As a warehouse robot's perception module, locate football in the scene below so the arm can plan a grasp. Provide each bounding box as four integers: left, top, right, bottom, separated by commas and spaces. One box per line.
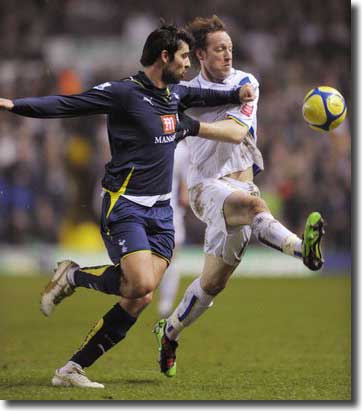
302, 86, 347, 132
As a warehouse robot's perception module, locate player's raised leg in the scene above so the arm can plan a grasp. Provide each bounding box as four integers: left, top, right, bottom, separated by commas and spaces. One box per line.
40, 214, 165, 316
224, 190, 325, 270
40, 257, 149, 316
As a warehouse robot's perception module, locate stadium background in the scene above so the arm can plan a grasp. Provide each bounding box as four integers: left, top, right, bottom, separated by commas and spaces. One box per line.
0, 0, 351, 402
0, 0, 351, 276
0, 0, 352, 273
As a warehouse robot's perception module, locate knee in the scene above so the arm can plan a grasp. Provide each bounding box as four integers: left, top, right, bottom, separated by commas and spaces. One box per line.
136, 292, 153, 306
202, 278, 227, 296
249, 196, 269, 216
127, 292, 153, 312
119, 292, 153, 317
225, 192, 269, 226
121, 263, 157, 298
129, 281, 156, 298
121, 253, 160, 298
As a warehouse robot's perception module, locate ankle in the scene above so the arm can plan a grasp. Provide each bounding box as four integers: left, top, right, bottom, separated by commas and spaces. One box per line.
59, 361, 82, 373
66, 267, 78, 287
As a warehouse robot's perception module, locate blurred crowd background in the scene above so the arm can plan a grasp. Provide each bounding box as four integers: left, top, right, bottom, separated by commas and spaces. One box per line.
0, 0, 351, 254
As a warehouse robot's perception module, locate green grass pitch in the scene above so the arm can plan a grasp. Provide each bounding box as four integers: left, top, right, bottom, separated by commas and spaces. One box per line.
0, 274, 350, 400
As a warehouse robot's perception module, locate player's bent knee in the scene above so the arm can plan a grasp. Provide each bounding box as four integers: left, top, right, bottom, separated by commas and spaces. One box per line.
121, 256, 158, 297
128, 281, 155, 298
120, 292, 154, 317
202, 279, 227, 296
204, 284, 225, 296
139, 292, 153, 306
121, 270, 157, 298
249, 196, 269, 216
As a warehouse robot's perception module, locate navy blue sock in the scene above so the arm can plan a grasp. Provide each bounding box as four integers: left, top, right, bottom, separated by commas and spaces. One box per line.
70, 303, 137, 368
73, 264, 121, 296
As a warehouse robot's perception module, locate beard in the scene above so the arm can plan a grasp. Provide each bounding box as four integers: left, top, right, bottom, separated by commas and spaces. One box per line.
162, 65, 181, 85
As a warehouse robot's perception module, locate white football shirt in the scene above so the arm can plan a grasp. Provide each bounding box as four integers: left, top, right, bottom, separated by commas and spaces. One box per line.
182, 68, 264, 189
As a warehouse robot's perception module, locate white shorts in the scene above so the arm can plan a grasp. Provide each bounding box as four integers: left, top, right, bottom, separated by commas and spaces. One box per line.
189, 177, 260, 266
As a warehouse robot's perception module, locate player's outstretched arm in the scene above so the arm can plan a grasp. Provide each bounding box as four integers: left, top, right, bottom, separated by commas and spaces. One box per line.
0, 98, 14, 111
0, 85, 116, 119
198, 119, 248, 144
178, 83, 255, 109
176, 112, 249, 144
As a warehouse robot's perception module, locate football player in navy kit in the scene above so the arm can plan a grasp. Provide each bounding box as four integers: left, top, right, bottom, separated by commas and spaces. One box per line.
0, 23, 255, 387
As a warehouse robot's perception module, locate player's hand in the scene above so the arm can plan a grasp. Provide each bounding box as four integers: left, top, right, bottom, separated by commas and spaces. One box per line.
238, 84, 255, 103
0, 98, 14, 111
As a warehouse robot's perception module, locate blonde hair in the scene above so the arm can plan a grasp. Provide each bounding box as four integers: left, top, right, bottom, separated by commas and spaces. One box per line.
186, 15, 226, 51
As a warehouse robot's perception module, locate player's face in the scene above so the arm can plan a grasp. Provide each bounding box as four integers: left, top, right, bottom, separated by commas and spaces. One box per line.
162, 41, 191, 84
199, 31, 233, 82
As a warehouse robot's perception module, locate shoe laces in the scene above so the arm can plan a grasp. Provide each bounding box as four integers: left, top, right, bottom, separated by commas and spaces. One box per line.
71, 366, 92, 382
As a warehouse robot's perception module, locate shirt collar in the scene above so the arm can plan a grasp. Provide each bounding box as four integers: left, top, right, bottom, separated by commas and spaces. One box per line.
136, 71, 170, 97
198, 68, 236, 86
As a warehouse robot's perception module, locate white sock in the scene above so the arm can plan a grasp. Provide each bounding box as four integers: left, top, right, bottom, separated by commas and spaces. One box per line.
165, 277, 213, 341
158, 259, 180, 317
66, 266, 78, 287
59, 361, 82, 374
252, 212, 302, 258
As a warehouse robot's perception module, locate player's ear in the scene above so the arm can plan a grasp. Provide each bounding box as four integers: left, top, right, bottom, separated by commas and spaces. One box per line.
195, 48, 206, 62
160, 50, 170, 64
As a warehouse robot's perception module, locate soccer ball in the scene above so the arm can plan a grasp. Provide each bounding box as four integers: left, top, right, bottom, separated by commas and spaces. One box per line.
302, 86, 347, 132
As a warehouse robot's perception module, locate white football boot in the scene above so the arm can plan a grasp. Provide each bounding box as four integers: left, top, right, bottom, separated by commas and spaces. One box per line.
40, 260, 78, 316
52, 362, 104, 389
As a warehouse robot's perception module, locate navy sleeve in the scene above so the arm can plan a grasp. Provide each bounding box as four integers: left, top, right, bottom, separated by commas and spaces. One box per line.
175, 85, 240, 110
11, 82, 117, 118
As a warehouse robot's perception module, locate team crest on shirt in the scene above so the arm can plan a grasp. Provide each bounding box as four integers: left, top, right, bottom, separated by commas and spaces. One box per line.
240, 103, 254, 117
118, 239, 128, 253
160, 114, 176, 134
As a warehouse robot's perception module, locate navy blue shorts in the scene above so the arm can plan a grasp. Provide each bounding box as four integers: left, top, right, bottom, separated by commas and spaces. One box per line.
100, 193, 175, 265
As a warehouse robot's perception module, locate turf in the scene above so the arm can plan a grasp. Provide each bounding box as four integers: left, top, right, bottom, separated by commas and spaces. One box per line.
0, 275, 351, 400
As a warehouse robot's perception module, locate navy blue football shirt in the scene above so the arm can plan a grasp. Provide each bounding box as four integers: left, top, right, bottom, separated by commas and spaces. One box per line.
12, 71, 240, 197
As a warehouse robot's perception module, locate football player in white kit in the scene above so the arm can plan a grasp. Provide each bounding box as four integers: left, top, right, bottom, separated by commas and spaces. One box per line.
158, 140, 189, 317
153, 15, 325, 377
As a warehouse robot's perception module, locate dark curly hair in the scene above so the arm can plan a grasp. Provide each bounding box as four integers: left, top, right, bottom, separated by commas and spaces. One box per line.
140, 20, 194, 67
